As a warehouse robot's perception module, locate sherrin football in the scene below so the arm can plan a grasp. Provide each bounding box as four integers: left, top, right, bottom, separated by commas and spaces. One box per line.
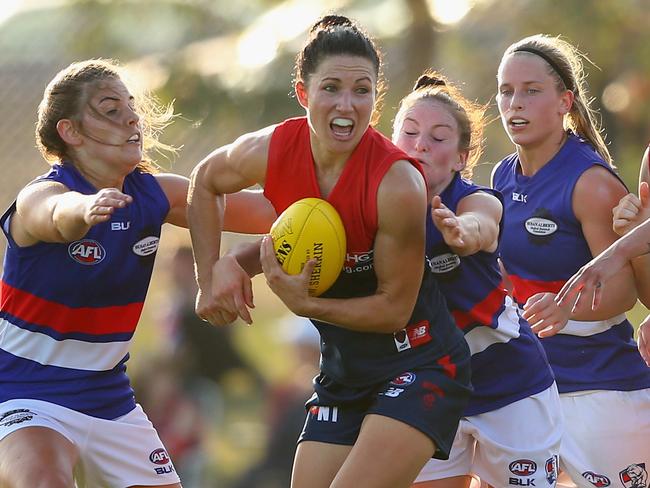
269, 198, 346, 296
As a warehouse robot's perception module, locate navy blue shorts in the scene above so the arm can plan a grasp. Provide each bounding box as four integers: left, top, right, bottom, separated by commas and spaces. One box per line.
298, 346, 472, 460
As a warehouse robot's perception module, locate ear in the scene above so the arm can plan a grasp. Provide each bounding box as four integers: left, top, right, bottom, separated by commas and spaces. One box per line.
559, 89, 574, 115
295, 81, 308, 109
454, 150, 469, 173
56, 119, 82, 146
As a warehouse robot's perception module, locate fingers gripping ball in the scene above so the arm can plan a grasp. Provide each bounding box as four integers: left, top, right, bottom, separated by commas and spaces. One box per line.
270, 198, 346, 296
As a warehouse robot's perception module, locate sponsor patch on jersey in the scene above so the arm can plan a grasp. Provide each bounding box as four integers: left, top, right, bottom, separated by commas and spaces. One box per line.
343, 250, 374, 274
427, 252, 461, 273
68, 239, 106, 265
133, 236, 160, 256
525, 217, 557, 236
0, 408, 36, 427
509, 459, 537, 476
407, 320, 432, 347
582, 471, 611, 487
619, 463, 647, 488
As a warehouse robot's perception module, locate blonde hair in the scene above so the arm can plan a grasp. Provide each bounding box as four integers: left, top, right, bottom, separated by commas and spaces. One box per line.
36, 58, 176, 173
393, 70, 487, 178
501, 34, 613, 166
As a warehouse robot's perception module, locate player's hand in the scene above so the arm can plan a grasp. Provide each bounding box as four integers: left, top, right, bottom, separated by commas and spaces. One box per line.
195, 254, 254, 326
613, 182, 650, 236
431, 195, 465, 248
522, 292, 571, 338
83, 188, 133, 226
555, 251, 627, 313
260, 235, 315, 315
638, 315, 650, 367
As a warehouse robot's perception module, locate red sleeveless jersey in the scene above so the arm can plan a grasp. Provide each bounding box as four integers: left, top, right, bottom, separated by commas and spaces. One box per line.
263, 117, 466, 387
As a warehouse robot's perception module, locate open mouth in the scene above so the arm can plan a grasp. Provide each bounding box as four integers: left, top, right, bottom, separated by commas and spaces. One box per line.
508, 117, 529, 129
127, 133, 141, 144
330, 117, 354, 138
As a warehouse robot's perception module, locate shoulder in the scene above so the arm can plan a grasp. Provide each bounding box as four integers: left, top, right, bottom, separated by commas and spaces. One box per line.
574, 164, 627, 221
153, 173, 189, 200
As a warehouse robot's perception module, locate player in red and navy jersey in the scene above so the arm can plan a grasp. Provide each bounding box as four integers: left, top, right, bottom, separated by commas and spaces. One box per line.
492, 35, 650, 487
390, 72, 561, 488
188, 15, 472, 488
0, 59, 274, 488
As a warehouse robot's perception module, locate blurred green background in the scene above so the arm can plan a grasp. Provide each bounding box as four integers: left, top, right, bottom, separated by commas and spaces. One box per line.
1, 1, 649, 486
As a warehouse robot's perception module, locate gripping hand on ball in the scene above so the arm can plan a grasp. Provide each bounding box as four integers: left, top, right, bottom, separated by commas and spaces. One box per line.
261, 235, 316, 316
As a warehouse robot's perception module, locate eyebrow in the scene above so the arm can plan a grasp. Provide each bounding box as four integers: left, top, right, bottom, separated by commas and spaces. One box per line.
403, 117, 452, 129
98, 95, 135, 104
321, 76, 373, 83
499, 80, 544, 88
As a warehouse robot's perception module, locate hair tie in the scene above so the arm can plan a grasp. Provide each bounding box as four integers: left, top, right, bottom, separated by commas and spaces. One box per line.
513, 47, 573, 91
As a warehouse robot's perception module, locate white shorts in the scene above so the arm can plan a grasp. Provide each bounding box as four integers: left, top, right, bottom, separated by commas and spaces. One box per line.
559, 388, 650, 488
414, 383, 563, 487
0, 399, 180, 487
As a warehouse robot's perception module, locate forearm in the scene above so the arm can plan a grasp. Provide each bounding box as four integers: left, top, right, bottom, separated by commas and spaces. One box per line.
188, 164, 226, 290
51, 192, 91, 241
571, 263, 638, 320
449, 214, 482, 256
228, 240, 263, 277
299, 285, 420, 334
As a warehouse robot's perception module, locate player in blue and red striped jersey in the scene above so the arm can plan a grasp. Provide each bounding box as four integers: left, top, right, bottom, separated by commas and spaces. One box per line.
492, 35, 650, 487
391, 71, 562, 488
0, 59, 274, 488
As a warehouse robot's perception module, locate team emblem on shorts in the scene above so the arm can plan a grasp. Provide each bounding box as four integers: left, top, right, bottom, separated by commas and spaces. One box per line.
68, 239, 106, 265
509, 459, 537, 476
0, 408, 35, 427
545, 455, 559, 485
390, 372, 416, 387
149, 448, 171, 465
582, 471, 611, 487
619, 463, 648, 488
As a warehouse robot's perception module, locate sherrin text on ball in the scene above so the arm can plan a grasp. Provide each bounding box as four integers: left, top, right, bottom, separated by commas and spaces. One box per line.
269, 198, 346, 296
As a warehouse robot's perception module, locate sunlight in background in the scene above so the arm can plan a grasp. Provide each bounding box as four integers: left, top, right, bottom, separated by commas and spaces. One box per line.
237, 0, 346, 69
0, 0, 66, 25
427, 0, 473, 25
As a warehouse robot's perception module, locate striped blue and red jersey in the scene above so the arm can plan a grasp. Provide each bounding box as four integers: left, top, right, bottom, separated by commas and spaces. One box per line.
427, 173, 554, 415
264, 117, 467, 387
0, 163, 169, 419
493, 133, 650, 393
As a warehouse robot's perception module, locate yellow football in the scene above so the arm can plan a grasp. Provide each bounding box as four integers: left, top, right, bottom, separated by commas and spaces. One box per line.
269, 198, 346, 296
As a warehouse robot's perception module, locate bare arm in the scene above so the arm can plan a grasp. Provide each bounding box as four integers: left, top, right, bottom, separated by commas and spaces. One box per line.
187, 125, 272, 324
11, 180, 132, 246
571, 165, 638, 318
431, 191, 502, 256
259, 160, 428, 333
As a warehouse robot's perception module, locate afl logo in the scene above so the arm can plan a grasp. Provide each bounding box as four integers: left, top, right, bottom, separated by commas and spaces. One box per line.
525, 217, 557, 236
390, 372, 416, 387
132, 236, 159, 256
427, 253, 461, 274
68, 239, 105, 265
149, 448, 170, 465
509, 459, 537, 476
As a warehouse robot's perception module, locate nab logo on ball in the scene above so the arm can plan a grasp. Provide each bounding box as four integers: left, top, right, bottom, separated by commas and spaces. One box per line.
270, 198, 346, 296
68, 239, 105, 265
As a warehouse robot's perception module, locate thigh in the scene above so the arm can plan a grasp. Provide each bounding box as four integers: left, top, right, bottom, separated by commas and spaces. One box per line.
84, 404, 181, 488
291, 440, 352, 488
472, 385, 563, 487
560, 389, 650, 488
413, 420, 476, 486
331, 414, 435, 488
0, 426, 78, 487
